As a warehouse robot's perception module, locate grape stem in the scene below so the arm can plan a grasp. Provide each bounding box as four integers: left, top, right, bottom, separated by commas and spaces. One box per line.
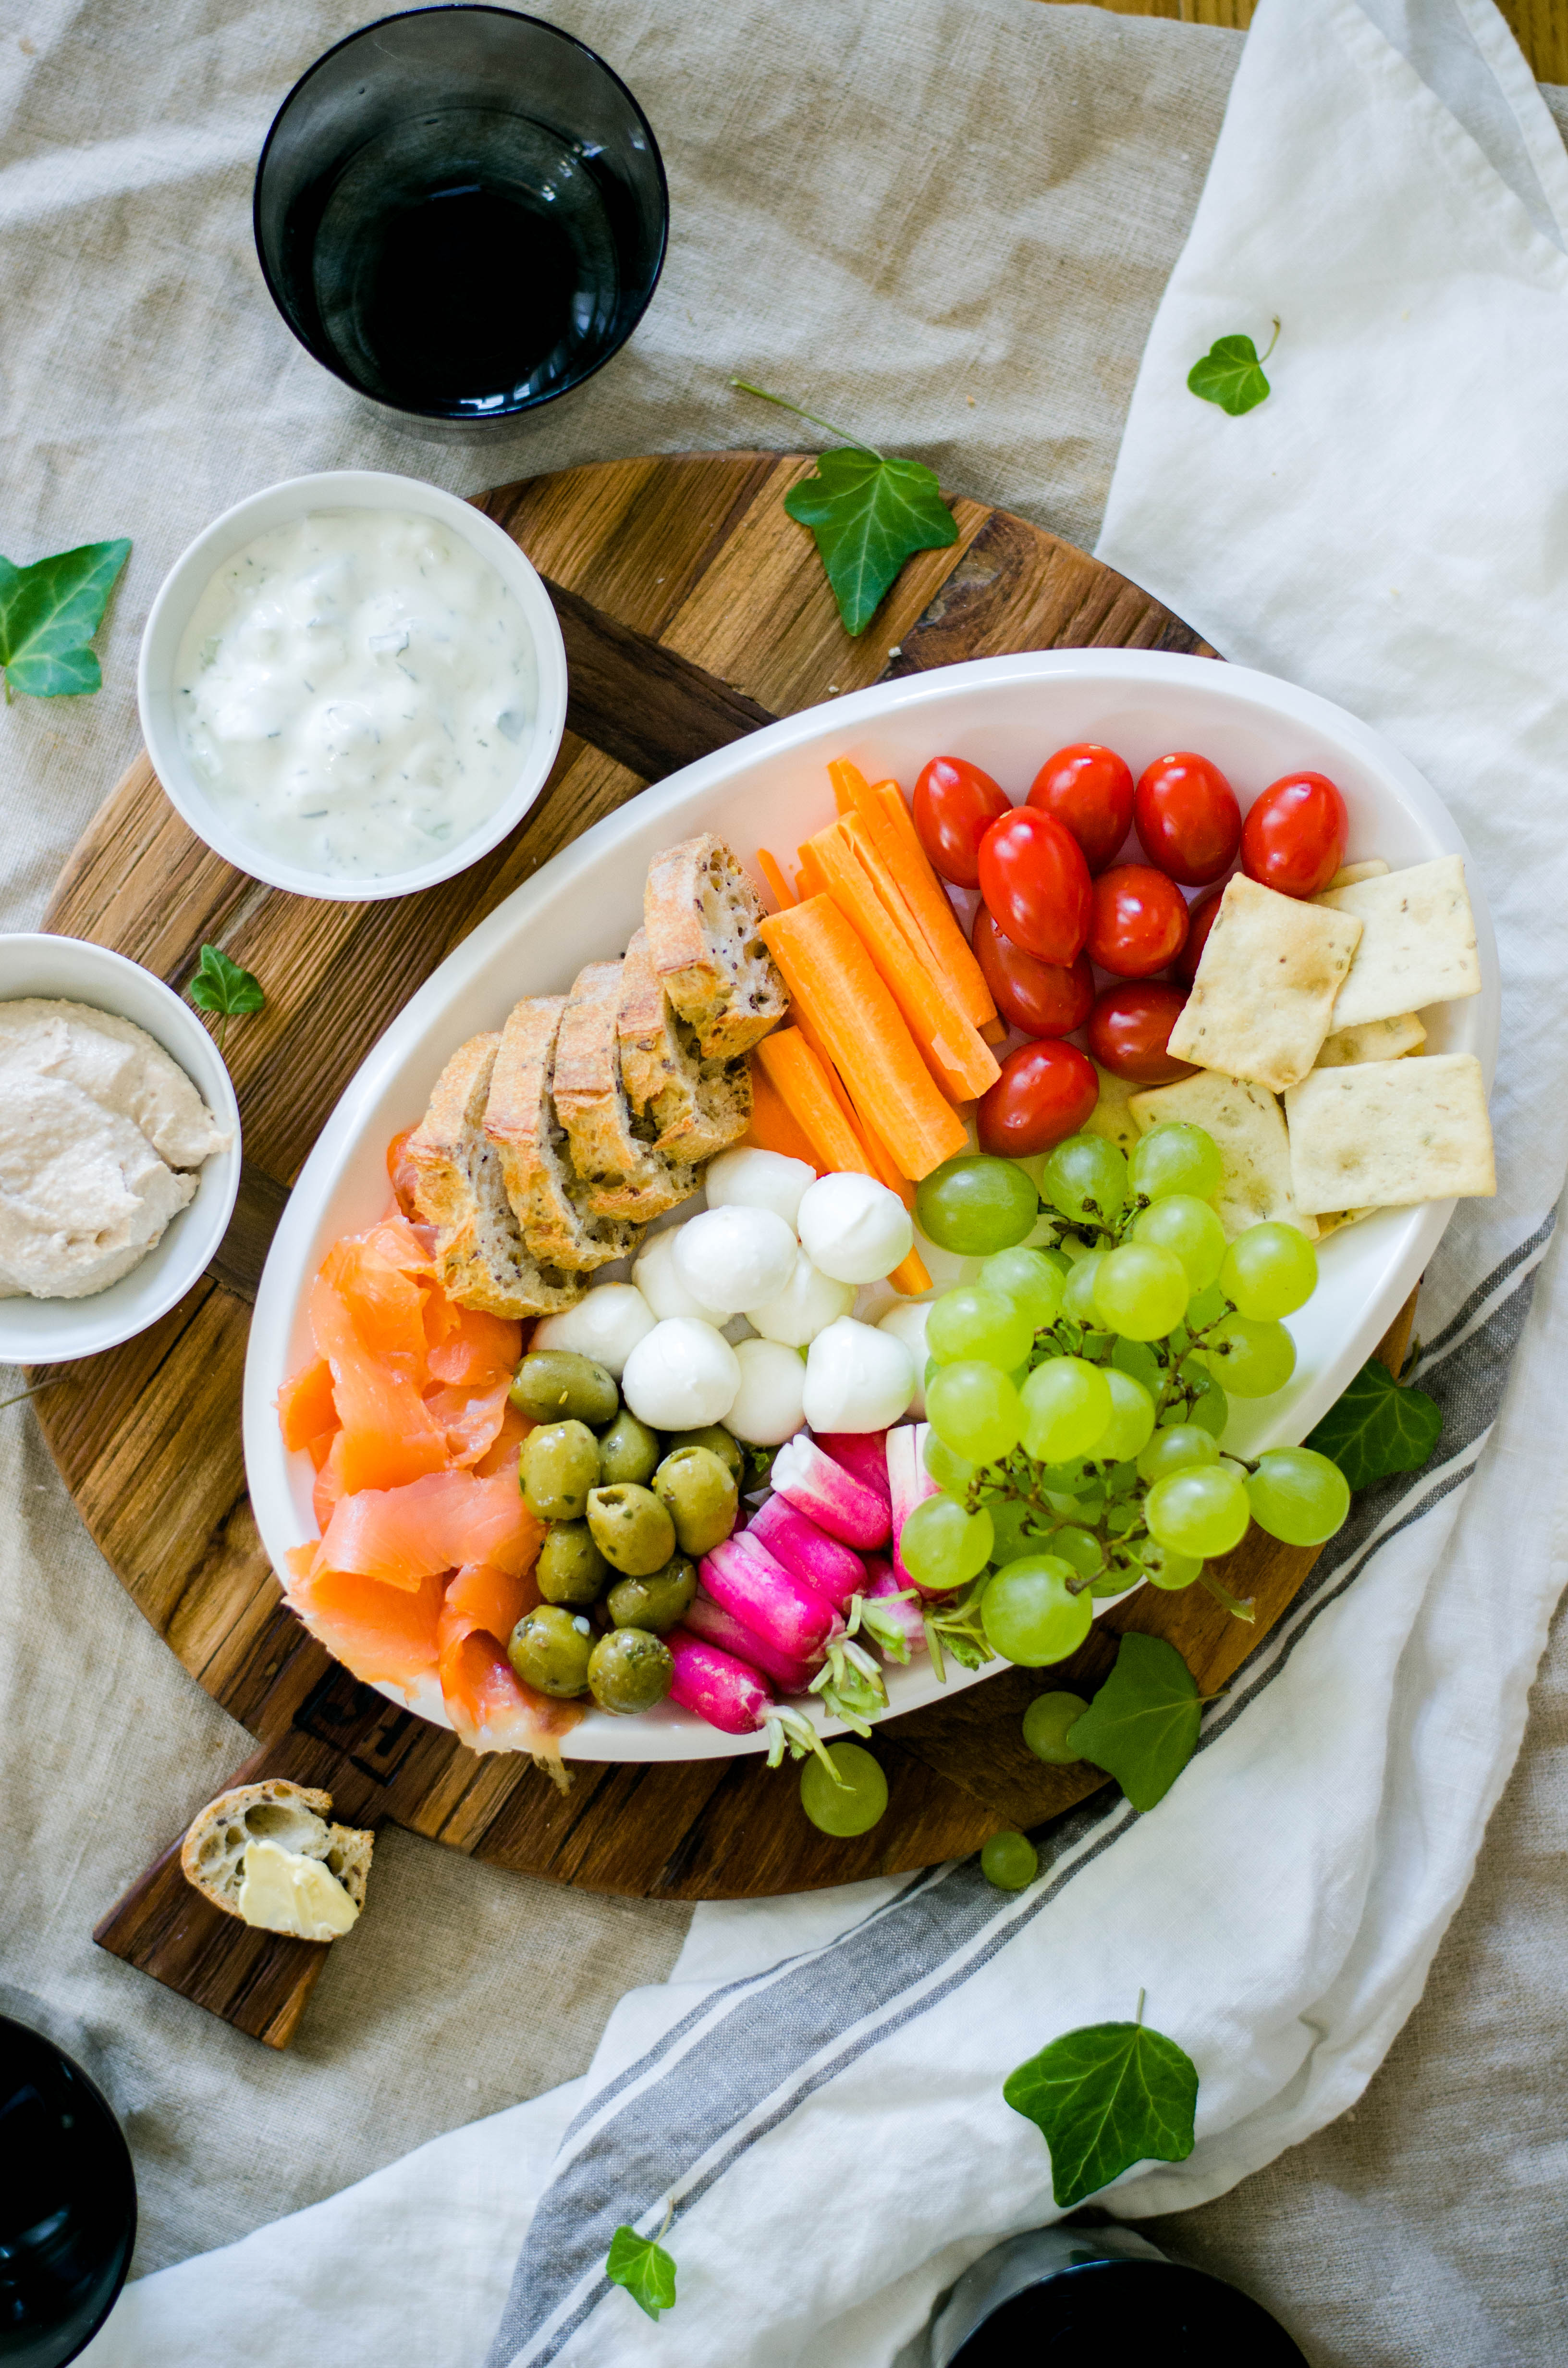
1197, 1569, 1256, 1623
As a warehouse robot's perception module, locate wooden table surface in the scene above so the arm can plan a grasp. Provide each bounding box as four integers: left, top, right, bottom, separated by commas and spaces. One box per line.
1050, 0, 1568, 87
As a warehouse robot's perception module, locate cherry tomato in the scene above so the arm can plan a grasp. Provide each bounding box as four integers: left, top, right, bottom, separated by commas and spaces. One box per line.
1087, 982, 1194, 1084
1134, 752, 1241, 885
977, 808, 1092, 966
977, 1040, 1099, 1157
1085, 863, 1189, 979
912, 756, 1012, 889
1026, 742, 1134, 874
972, 908, 1094, 1039
1241, 771, 1349, 899
1175, 885, 1224, 985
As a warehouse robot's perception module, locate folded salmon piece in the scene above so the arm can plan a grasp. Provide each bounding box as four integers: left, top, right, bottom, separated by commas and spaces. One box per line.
319, 1468, 546, 1590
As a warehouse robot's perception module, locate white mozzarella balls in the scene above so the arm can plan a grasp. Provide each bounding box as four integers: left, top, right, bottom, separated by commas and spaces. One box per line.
532, 1283, 656, 1379
745, 1247, 855, 1348
673, 1206, 796, 1315
703, 1147, 815, 1232
633, 1226, 726, 1325
876, 1300, 932, 1418
802, 1315, 916, 1433
621, 1317, 741, 1430
725, 1337, 808, 1445
797, 1172, 914, 1286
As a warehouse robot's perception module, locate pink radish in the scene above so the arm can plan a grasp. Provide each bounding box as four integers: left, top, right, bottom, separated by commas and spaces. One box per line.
665, 1628, 836, 1771
700, 1530, 843, 1665
771, 1434, 891, 1550
812, 1431, 892, 1517
684, 1590, 820, 1695
847, 1555, 925, 1665
747, 1492, 866, 1613
886, 1422, 945, 1601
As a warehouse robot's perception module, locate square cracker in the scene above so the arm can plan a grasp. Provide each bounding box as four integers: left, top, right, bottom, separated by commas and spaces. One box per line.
1285, 1054, 1494, 1211
1314, 1011, 1426, 1069
1084, 1061, 1140, 1156
1167, 874, 1362, 1092
1130, 1067, 1318, 1241
1315, 854, 1480, 1029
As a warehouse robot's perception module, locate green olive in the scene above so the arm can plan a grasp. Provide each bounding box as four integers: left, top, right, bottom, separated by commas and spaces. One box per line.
586, 1483, 677, 1576
598, 1408, 661, 1487
663, 1423, 745, 1483
507, 1605, 593, 1698
510, 1350, 619, 1428
536, 1519, 610, 1607
519, 1420, 600, 1521
607, 1555, 698, 1634
588, 1627, 675, 1715
652, 1444, 739, 1557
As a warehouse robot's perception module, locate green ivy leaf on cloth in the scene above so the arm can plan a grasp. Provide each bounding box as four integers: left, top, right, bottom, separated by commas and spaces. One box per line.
1066, 1633, 1201, 1813
1304, 1354, 1442, 1491
186, 943, 265, 1055
605, 2223, 678, 2321
0, 538, 131, 699
1004, 2004, 1199, 2209
1187, 320, 1280, 417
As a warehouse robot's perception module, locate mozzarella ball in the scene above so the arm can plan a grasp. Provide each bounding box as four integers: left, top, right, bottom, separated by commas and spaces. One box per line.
621, 1317, 741, 1430
673, 1206, 796, 1316
745, 1248, 856, 1348
802, 1315, 917, 1433
797, 1172, 915, 1286
725, 1338, 808, 1447
703, 1147, 816, 1231
633, 1226, 726, 1326
532, 1283, 656, 1379
876, 1301, 932, 1418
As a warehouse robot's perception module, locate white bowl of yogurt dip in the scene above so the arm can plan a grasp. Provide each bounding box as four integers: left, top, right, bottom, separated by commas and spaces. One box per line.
138, 470, 569, 901
0, 936, 241, 1365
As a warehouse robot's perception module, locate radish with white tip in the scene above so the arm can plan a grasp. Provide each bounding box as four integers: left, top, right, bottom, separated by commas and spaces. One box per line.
745, 1247, 854, 1348
682, 1592, 820, 1694
771, 1431, 892, 1548
621, 1316, 740, 1429
801, 1315, 916, 1435
532, 1283, 655, 1379
703, 1146, 815, 1230
664, 1629, 838, 1771
747, 1491, 866, 1610
812, 1430, 894, 1516
797, 1172, 914, 1285
673, 1205, 796, 1315
725, 1336, 807, 1446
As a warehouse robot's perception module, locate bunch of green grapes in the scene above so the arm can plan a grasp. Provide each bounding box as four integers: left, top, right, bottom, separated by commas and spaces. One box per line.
904, 1126, 1351, 1674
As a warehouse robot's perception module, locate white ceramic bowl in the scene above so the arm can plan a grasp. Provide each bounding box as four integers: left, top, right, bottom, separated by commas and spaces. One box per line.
244, 649, 1498, 1759
137, 470, 569, 902
0, 936, 242, 1364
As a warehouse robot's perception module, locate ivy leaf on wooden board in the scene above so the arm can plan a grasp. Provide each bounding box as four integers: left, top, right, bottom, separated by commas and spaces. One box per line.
1004, 2009, 1199, 2209
1304, 1354, 1442, 1492
1187, 320, 1280, 418
605, 2224, 678, 2321
186, 943, 265, 1054
0, 539, 131, 700
1066, 1632, 1201, 1813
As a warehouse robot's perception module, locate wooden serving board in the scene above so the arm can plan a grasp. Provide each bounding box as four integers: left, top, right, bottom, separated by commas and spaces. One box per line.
33, 450, 1396, 2045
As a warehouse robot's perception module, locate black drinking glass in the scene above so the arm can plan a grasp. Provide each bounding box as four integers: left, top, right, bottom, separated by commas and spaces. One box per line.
0, 2016, 137, 2367
254, 6, 668, 421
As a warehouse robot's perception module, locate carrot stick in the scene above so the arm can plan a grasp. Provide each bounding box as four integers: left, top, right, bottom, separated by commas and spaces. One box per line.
838, 775, 997, 1033
981, 1015, 1008, 1046
755, 849, 797, 913
755, 1030, 877, 1178
760, 900, 968, 1179
746, 1063, 821, 1168
828, 757, 868, 814
796, 843, 829, 901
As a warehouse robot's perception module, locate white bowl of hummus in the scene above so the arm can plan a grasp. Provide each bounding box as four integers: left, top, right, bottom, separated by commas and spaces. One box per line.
0, 936, 241, 1365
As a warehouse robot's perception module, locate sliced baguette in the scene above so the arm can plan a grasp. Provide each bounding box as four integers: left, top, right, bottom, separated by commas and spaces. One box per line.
486, 995, 642, 1270
618, 926, 753, 1163
406, 1034, 587, 1320
552, 960, 698, 1221
180, 1780, 373, 1926
643, 834, 789, 1060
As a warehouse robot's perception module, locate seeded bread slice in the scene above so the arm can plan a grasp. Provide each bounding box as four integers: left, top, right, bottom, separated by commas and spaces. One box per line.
618, 927, 753, 1163
553, 960, 698, 1222
406, 1034, 587, 1320
642, 835, 789, 1060
486, 995, 642, 1271
180, 1780, 374, 1925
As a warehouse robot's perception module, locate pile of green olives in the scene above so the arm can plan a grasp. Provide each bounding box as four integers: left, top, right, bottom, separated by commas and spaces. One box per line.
508, 1350, 745, 1716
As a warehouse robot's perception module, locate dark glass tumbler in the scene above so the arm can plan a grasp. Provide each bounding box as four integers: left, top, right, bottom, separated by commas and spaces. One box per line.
0, 2015, 137, 2367
254, 6, 668, 421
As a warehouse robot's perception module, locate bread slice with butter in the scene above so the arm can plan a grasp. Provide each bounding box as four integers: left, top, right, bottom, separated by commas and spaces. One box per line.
181, 1778, 373, 1942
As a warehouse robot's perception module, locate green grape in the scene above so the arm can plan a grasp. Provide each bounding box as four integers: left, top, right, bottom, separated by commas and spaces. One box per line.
1128, 1121, 1223, 1204
1042, 1134, 1129, 1226
1131, 1195, 1228, 1291
1221, 1223, 1320, 1320
1193, 1315, 1297, 1398
1093, 1242, 1189, 1342
1145, 1465, 1251, 1558
1247, 1447, 1351, 1545
987, 1496, 1042, 1563
1089, 1563, 1139, 1598
1061, 1250, 1107, 1325
1038, 1245, 1073, 1277
926, 1361, 1023, 1464
1050, 1525, 1103, 1581
1181, 1360, 1229, 1438
916, 1155, 1038, 1255
800, 1741, 888, 1836
1110, 1336, 1162, 1394
1022, 1690, 1089, 1764
923, 1431, 977, 1498
926, 1285, 1033, 1371
1184, 1280, 1229, 1332
1021, 1357, 1112, 1464
900, 1494, 995, 1590
1098, 1368, 1156, 1463
982, 1555, 1094, 1665
1136, 1422, 1220, 1485
981, 1829, 1039, 1890
1134, 1538, 1206, 1591
978, 1246, 1065, 1331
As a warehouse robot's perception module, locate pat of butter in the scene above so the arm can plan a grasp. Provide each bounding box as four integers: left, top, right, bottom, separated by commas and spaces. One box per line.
237, 1838, 359, 1941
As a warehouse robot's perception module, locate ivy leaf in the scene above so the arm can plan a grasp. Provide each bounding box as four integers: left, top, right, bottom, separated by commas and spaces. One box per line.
1303, 1355, 1442, 1492
605, 2224, 678, 2321
1066, 1633, 1200, 1813
1004, 2008, 1199, 2208
1187, 320, 1279, 418
186, 943, 265, 1055
0, 539, 131, 700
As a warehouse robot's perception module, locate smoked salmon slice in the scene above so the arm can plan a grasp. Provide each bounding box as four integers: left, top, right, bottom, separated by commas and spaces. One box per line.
277, 1357, 338, 1453
438, 1630, 582, 1766
284, 1548, 445, 1690
319, 1468, 546, 1589
310, 1263, 448, 1494
436, 1560, 539, 1656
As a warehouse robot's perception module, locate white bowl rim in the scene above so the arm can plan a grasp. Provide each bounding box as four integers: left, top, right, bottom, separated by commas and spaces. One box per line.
136, 468, 569, 904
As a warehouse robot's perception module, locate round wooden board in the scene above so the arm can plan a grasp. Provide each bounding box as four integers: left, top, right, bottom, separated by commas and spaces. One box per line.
35, 451, 1370, 1985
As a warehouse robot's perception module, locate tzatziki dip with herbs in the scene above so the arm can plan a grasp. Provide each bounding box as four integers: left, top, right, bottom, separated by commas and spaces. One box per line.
172, 508, 538, 882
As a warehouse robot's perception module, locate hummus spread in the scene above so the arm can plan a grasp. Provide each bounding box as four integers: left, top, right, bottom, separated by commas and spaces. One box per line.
0, 999, 229, 1300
